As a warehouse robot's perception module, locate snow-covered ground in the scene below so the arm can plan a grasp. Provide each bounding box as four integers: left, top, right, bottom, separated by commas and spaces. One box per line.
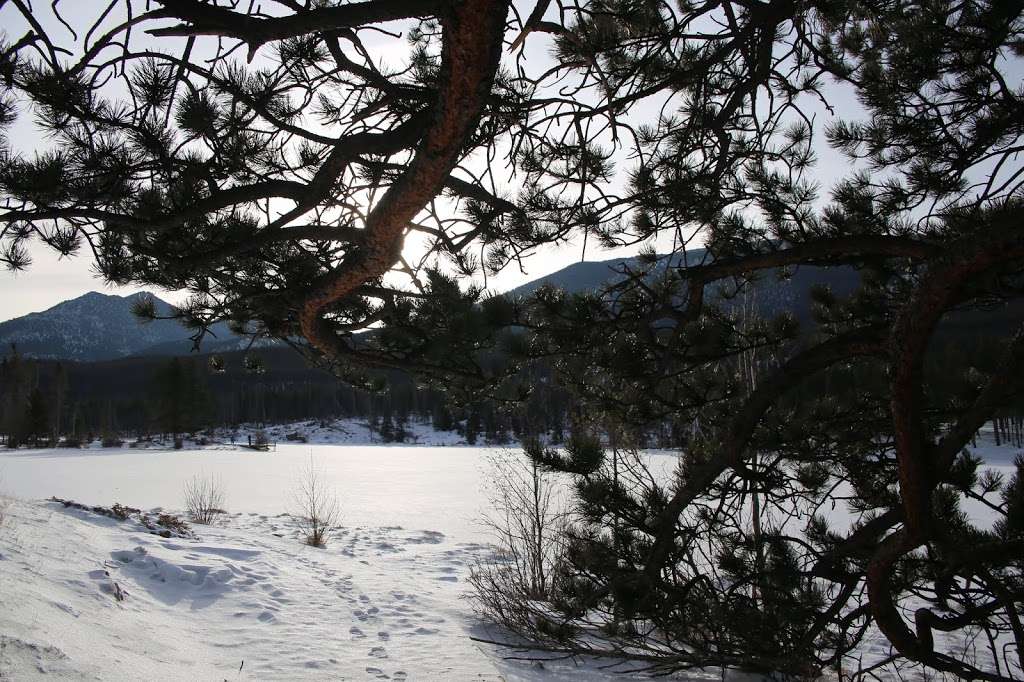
216, 417, 474, 448
0, 430, 1019, 680
0, 441, 690, 680
0, 498, 504, 680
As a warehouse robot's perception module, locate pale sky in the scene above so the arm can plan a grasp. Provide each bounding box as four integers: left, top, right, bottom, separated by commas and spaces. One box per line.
4, 3, 1018, 323
0, 229, 651, 322
0, 1, 663, 322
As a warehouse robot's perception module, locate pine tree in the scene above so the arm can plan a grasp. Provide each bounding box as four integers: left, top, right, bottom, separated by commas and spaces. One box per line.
0, 346, 30, 448
151, 357, 215, 439
2, 0, 1023, 677
24, 386, 49, 447
464, 409, 481, 446
379, 411, 396, 444
50, 362, 68, 444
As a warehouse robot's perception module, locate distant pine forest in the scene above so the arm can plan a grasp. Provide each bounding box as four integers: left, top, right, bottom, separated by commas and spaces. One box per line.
3, 332, 1024, 451
0, 345, 578, 448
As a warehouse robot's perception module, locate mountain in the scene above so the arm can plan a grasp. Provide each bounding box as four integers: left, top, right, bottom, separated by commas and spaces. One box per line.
504, 252, 1022, 337
504, 251, 862, 324
506, 257, 656, 298
0, 291, 237, 362
5, 250, 1020, 362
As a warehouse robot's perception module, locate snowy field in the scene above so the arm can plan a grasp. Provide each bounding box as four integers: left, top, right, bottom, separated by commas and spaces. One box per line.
0, 429, 1019, 680
0, 440, 687, 681
0, 443, 502, 542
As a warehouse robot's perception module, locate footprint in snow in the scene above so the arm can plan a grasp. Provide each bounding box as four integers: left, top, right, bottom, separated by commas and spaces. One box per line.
369, 646, 387, 658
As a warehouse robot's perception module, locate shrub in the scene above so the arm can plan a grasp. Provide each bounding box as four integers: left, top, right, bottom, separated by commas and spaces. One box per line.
109, 503, 133, 520
469, 448, 571, 631
182, 473, 227, 525
155, 513, 191, 536
293, 456, 340, 547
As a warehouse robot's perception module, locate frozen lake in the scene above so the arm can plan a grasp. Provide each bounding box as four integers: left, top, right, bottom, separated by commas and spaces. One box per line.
0, 436, 1015, 543
0, 444, 519, 543
0, 443, 684, 544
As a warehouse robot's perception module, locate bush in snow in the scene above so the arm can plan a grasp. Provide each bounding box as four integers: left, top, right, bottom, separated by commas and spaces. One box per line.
293, 457, 340, 548
469, 445, 572, 637
182, 474, 227, 525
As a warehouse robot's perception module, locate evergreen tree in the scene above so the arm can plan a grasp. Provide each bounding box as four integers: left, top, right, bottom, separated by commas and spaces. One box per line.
99, 400, 120, 447
24, 386, 49, 447
464, 408, 481, 446
155, 358, 188, 438
0, 346, 30, 448
431, 403, 455, 432
379, 411, 396, 444
153, 358, 211, 438
50, 362, 68, 444
2, 0, 1023, 677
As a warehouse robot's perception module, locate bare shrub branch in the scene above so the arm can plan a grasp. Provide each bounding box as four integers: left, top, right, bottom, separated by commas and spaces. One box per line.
470, 447, 571, 635
182, 473, 226, 525
293, 456, 340, 548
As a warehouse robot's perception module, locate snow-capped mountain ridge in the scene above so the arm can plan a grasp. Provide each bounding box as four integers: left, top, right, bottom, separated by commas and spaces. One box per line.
4, 251, 1017, 362
0, 291, 236, 361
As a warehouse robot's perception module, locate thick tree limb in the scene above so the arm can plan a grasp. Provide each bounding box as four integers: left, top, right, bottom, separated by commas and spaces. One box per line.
868, 211, 1024, 674
642, 325, 888, 580
150, 0, 452, 56
298, 0, 509, 360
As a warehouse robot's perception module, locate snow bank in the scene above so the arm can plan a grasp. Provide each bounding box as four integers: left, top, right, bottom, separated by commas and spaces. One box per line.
0, 498, 501, 679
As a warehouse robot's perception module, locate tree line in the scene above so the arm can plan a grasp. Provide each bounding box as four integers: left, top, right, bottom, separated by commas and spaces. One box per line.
0, 344, 578, 447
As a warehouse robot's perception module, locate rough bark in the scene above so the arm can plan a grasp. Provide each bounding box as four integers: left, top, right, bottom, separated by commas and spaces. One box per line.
298, 0, 509, 361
